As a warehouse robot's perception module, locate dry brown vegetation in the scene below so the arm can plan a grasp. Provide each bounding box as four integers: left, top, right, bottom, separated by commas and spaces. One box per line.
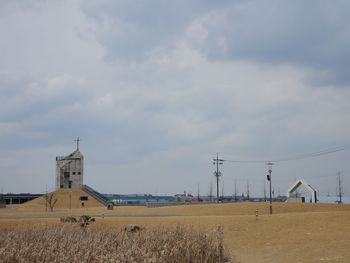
0, 224, 227, 263
43, 192, 58, 212
1, 202, 350, 262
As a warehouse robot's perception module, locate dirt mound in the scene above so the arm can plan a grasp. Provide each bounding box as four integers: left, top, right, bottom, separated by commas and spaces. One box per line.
22, 189, 104, 209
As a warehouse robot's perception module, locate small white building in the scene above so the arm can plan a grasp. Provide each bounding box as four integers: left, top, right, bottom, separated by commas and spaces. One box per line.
287, 179, 317, 203
56, 149, 84, 189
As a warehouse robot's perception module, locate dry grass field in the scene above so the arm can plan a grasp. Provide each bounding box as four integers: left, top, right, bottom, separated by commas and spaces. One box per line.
0, 224, 225, 263
1, 201, 350, 262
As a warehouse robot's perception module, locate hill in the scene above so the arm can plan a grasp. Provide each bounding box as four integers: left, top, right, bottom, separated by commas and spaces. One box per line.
22, 188, 105, 209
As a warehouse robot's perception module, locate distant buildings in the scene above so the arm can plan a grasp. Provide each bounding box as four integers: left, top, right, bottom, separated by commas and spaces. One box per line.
0, 194, 5, 208
108, 194, 175, 205
1, 193, 43, 205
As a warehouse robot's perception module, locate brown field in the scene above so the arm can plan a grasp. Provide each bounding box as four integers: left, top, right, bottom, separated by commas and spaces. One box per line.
1, 201, 350, 262
0, 224, 225, 263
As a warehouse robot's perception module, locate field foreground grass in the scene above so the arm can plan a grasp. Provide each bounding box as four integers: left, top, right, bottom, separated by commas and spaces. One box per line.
1, 202, 350, 262
0, 224, 226, 263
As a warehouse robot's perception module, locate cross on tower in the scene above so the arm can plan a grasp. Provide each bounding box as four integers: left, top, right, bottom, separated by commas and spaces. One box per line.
74, 137, 81, 150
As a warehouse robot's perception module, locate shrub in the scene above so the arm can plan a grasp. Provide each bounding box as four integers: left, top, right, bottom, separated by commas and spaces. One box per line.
78, 215, 95, 228
60, 216, 78, 223
0, 224, 229, 262
60, 215, 95, 228
125, 224, 143, 232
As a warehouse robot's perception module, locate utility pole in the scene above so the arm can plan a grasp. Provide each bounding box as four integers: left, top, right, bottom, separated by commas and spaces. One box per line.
337, 171, 342, 204
45, 185, 48, 212
263, 180, 267, 202
197, 183, 200, 202
266, 162, 274, 215
246, 180, 250, 201
234, 179, 237, 201
209, 182, 213, 202
213, 153, 224, 203
221, 179, 225, 200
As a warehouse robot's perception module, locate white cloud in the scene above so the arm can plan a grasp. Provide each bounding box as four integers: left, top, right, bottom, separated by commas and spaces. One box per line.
0, 0, 349, 197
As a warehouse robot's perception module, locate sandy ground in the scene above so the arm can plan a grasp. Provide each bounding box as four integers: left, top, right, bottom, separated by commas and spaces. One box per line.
1, 202, 350, 263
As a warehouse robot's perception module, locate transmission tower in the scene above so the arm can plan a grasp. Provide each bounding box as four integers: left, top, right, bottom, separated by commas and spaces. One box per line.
213, 153, 224, 203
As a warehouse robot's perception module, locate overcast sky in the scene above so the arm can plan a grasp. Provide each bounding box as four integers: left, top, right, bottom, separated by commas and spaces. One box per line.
1, 0, 350, 198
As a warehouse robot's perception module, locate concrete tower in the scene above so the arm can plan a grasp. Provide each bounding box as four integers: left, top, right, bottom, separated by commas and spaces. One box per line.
56, 142, 84, 189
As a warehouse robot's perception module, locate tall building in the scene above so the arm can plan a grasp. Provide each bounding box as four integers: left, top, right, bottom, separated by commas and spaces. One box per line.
56, 149, 84, 189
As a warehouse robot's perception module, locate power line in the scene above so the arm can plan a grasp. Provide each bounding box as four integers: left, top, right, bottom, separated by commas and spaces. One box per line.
223, 144, 350, 164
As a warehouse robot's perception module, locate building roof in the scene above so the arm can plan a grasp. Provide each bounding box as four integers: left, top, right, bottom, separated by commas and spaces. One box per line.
56, 149, 83, 161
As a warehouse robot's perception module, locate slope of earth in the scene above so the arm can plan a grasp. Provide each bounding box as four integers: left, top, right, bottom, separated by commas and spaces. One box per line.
21, 188, 104, 209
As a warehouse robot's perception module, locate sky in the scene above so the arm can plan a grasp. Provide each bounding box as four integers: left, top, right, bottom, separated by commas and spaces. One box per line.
1, 0, 350, 198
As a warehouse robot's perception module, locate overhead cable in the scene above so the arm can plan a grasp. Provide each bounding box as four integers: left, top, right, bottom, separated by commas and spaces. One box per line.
223, 144, 350, 164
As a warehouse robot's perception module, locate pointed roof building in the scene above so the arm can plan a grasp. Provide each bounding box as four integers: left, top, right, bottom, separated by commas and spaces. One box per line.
56, 149, 84, 189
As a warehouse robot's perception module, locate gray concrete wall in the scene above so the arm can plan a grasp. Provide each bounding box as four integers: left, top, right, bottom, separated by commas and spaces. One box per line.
56, 150, 84, 189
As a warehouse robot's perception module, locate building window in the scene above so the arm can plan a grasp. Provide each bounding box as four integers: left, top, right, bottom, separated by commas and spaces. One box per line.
64, 172, 70, 178
80, 196, 88, 201
72, 172, 76, 175
78, 172, 81, 175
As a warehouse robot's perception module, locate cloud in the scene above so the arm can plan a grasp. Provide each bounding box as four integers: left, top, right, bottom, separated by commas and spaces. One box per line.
80, 0, 233, 61
82, 0, 350, 86
0, 1, 349, 196
183, 0, 350, 86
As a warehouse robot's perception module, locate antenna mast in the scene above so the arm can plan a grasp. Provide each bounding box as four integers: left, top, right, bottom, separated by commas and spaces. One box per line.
74, 137, 81, 150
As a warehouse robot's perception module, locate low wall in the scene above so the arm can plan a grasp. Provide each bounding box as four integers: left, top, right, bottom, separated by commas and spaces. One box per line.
286, 197, 305, 203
